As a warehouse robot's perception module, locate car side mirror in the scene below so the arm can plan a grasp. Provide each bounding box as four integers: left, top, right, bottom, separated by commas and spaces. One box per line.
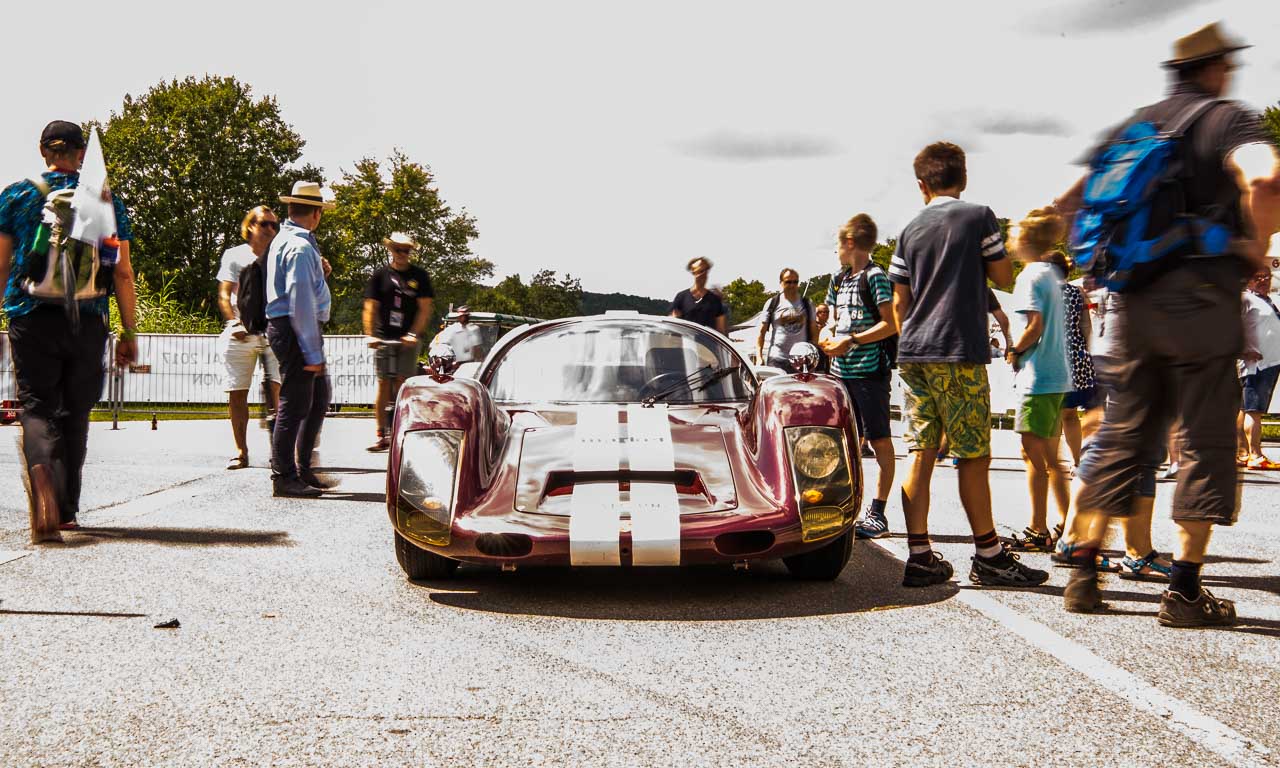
788, 342, 820, 374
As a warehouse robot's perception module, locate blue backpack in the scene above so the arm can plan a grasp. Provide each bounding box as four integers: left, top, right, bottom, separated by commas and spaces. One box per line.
1070, 98, 1231, 292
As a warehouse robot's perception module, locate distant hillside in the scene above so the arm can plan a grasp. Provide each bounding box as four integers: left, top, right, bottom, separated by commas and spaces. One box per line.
580, 291, 669, 316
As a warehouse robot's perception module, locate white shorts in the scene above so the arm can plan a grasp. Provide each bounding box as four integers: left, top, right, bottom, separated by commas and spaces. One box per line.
221, 329, 281, 391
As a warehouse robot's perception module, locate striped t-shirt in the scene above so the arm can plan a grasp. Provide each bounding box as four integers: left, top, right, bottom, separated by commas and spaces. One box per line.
825, 265, 893, 379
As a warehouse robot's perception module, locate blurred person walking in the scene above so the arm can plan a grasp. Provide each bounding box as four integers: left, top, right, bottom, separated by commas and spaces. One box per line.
670, 257, 727, 333
265, 181, 334, 498
217, 206, 282, 470
1056, 23, 1280, 626
1049, 253, 1102, 468
1238, 267, 1280, 468
0, 121, 139, 541
363, 232, 433, 452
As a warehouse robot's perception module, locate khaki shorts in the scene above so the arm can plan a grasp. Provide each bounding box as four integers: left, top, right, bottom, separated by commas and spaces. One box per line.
221, 329, 280, 392
898, 362, 991, 459
375, 339, 421, 380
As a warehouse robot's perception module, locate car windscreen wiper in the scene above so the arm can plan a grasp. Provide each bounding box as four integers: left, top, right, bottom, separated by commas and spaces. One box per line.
642, 364, 739, 407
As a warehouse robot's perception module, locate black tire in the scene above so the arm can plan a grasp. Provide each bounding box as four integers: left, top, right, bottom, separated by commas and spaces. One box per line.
394, 530, 459, 580
783, 531, 853, 581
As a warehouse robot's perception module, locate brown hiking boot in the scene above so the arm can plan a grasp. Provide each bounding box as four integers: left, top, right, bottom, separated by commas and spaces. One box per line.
28, 464, 63, 544
1063, 569, 1104, 613
1158, 588, 1237, 628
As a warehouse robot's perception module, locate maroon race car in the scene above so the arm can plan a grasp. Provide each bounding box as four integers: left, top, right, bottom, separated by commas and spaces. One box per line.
386, 313, 863, 581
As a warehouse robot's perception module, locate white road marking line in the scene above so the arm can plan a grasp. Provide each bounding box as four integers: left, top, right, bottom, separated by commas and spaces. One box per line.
0, 551, 31, 567
569, 405, 623, 566
627, 404, 681, 566
873, 539, 1275, 768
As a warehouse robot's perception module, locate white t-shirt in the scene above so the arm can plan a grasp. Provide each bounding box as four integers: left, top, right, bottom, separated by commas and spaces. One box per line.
759, 294, 814, 362
434, 322, 486, 363
215, 243, 258, 321
1241, 290, 1280, 376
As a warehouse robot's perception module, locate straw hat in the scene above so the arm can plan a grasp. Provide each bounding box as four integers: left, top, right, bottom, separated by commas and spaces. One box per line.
382, 232, 418, 250
1162, 22, 1250, 68
279, 180, 335, 209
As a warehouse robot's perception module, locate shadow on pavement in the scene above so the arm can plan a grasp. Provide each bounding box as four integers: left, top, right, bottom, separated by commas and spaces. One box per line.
56, 527, 293, 548
422, 542, 959, 621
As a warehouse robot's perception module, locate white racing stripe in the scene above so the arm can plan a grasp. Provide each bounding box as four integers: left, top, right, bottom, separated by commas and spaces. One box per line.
628, 403, 681, 566
874, 539, 1275, 768
569, 405, 623, 566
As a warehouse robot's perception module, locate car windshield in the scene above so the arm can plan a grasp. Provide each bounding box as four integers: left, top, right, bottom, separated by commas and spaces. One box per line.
487, 321, 750, 404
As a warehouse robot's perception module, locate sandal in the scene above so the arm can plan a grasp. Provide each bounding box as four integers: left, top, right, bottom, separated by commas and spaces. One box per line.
1051, 540, 1121, 572
1119, 551, 1173, 581
1002, 527, 1055, 552
226, 455, 249, 470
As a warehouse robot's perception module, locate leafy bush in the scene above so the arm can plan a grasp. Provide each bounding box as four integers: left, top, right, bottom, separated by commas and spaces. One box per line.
109, 273, 222, 335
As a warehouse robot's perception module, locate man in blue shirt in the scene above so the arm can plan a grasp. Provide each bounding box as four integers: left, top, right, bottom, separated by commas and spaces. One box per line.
265, 181, 334, 497
0, 120, 139, 541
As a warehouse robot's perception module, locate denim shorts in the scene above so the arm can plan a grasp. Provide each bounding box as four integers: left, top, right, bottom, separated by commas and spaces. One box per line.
1241, 365, 1280, 414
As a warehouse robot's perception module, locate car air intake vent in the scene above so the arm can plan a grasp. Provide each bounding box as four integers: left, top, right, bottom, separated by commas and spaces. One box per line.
475, 533, 534, 558
714, 531, 775, 556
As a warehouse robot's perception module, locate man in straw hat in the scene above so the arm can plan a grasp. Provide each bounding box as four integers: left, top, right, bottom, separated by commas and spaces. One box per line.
264, 181, 335, 497
1053, 22, 1280, 627
0, 120, 140, 542
362, 231, 434, 452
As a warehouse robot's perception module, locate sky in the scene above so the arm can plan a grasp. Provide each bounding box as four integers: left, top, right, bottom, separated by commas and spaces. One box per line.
2, 0, 1277, 301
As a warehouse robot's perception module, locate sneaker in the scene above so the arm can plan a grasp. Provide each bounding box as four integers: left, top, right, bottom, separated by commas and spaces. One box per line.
861, 442, 875, 458
969, 548, 1049, 587
273, 476, 323, 498
1063, 569, 1105, 613
855, 507, 890, 539
299, 470, 337, 490
903, 552, 954, 587
1157, 588, 1236, 628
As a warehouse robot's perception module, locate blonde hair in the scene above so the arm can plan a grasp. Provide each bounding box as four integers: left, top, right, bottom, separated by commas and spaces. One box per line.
240, 205, 277, 241
1015, 206, 1066, 258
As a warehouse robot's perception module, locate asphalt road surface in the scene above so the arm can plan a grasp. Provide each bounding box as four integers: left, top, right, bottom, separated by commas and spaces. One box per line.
2, 418, 1278, 767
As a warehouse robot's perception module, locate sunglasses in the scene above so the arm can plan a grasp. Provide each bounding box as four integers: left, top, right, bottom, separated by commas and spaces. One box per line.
390, 246, 413, 254
257, 220, 280, 231
782, 280, 799, 285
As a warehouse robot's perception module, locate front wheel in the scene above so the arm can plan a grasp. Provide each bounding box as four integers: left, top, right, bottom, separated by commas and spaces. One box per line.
783, 531, 852, 580
394, 530, 459, 580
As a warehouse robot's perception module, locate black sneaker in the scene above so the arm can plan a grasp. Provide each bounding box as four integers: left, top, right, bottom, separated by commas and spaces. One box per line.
299, 470, 337, 490
273, 476, 323, 498
1063, 569, 1105, 613
903, 552, 954, 587
969, 548, 1049, 587
1157, 588, 1237, 628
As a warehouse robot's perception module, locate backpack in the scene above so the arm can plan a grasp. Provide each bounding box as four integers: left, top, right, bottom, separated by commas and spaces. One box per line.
762, 293, 813, 358
22, 176, 114, 325
236, 256, 269, 334
1069, 98, 1230, 293
834, 265, 898, 370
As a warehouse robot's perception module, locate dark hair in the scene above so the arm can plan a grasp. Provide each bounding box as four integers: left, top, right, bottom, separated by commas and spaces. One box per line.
913, 142, 967, 192
287, 202, 322, 219
779, 267, 799, 282
1046, 250, 1070, 278
839, 213, 878, 251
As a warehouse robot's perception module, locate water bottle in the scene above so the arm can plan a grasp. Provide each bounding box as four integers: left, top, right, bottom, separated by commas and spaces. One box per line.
99, 236, 119, 267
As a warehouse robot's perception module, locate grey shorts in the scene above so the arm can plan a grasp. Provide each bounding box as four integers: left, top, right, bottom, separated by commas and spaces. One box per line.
1076, 261, 1245, 525
374, 340, 421, 381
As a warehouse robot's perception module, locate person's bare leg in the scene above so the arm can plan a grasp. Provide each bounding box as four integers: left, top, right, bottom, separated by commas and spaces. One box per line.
1081, 406, 1102, 442
869, 436, 895, 502
1061, 408, 1083, 466
228, 390, 249, 460
901, 449, 937, 537
1047, 436, 1071, 529
373, 379, 393, 437
1174, 519, 1213, 563
1245, 411, 1265, 460
1120, 496, 1155, 559
956, 456, 995, 536
1021, 433, 1049, 533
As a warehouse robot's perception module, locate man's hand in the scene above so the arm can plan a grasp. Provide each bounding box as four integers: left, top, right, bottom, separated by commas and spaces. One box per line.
367, 335, 381, 349
1005, 349, 1021, 368
304, 363, 325, 373
822, 335, 855, 357
115, 338, 137, 367
321, 257, 332, 278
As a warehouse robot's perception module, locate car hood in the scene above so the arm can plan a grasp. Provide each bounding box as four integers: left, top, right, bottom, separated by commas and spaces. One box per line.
511, 404, 740, 516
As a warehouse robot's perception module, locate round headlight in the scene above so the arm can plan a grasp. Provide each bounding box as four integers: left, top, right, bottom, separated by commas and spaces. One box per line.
793, 432, 841, 479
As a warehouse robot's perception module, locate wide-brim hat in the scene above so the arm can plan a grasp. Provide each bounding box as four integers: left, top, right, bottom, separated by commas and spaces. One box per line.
382, 232, 418, 250
279, 180, 335, 210
1162, 22, 1250, 68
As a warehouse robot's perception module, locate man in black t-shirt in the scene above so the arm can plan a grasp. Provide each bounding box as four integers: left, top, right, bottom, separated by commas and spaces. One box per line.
670, 257, 727, 333
362, 232, 434, 452
1055, 23, 1280, 627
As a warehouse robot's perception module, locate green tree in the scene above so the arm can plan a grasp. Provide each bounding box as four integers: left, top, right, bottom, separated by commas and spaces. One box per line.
97, 76, 321, 316
1263, 102, 1279, 146
469, 270, 582, 319
720, 278, 769, 324
316, 150, 488, 331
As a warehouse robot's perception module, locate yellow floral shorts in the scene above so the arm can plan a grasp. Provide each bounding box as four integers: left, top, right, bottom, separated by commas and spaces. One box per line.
898, 362, 991, 458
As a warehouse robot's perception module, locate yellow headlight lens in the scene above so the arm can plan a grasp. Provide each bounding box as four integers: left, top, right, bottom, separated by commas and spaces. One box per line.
793, 432, 841, 479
